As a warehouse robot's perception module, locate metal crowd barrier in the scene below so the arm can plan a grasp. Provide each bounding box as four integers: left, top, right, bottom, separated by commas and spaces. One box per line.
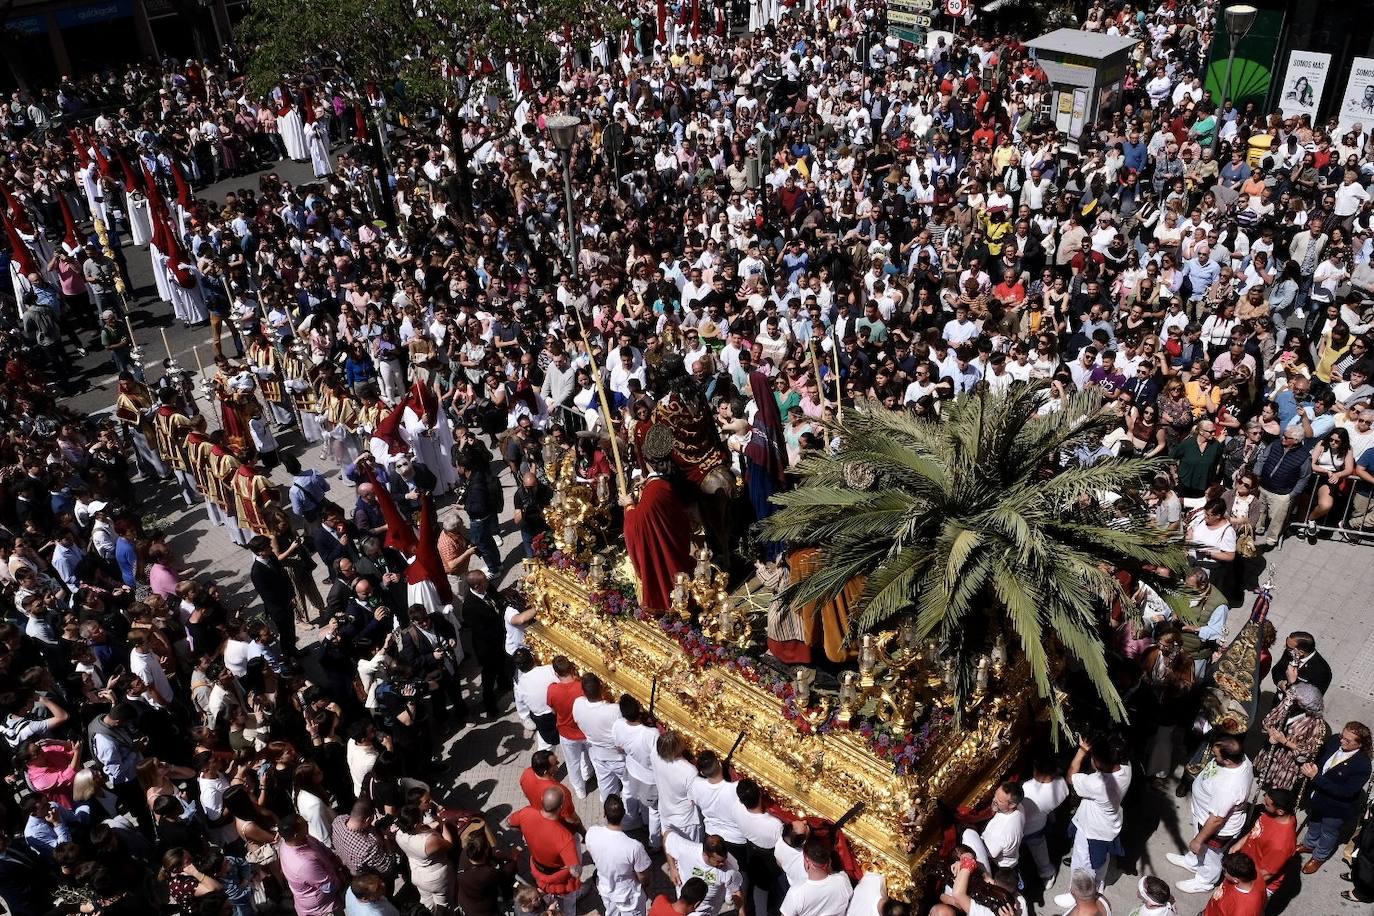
1283, 477, 1374, 544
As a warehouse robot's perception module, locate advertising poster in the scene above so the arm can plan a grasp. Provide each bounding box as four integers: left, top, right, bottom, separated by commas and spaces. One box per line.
1338, 57, 1374, 136
1278, 50, 1331, 121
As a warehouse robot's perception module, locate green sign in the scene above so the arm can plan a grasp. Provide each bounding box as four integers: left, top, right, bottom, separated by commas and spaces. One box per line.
888, 0, 931, 44
889, 24, 927, 44
1205, 8, 1286, 109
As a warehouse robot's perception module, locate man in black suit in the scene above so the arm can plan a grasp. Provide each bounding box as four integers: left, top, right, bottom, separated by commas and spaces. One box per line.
312, 505, 360, 576
461, 570, 513, 716
324, 555, 366, 623
1271, 630, 1333, 697
394, 604, 466, 724
248, 536, 298, 654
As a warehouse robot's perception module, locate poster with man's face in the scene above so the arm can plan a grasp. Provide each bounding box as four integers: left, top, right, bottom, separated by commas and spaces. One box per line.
1338, 57, 1374, 136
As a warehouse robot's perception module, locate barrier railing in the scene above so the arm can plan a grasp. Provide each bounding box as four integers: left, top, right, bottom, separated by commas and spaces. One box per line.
1284, 477, 1374, 544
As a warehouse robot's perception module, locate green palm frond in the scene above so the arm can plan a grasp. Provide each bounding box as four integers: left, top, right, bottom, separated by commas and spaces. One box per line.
762, 380, 1190, 729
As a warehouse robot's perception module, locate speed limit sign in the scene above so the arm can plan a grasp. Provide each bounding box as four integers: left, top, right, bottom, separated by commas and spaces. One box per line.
944, 0, 965, 15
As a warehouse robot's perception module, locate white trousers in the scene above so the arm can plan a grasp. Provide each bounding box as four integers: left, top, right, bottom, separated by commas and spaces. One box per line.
589, 749, 626, 801
560, 737, 592, 798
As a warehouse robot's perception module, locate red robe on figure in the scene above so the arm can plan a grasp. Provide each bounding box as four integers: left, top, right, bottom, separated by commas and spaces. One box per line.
623, 475, 693, 612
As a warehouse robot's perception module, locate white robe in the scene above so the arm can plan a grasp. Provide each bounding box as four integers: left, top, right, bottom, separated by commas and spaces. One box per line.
277, 109, 308, 161
174, 203, 190, 243
128, 193, 152, 247
21, 230, 58, 286
400, 406, 459, 496
406, 576, 443, 618
148, 242, 172, 303
166, 259, 208, 325
304, 121, 332, 178
80, 163, 103, 224
9, 262, 32, 317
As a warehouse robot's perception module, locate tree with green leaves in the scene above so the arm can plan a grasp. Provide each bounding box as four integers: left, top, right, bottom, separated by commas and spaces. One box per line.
242, 0, 624, 100
240, 0, 623, 212
762, 382, 1189, 730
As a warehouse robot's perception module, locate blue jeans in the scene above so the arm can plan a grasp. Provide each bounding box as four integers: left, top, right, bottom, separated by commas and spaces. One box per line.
1305, 815, 1347, 862
468, 514, 502, 577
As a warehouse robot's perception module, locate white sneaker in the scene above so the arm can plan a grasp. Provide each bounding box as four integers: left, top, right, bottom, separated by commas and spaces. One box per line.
1052, 894, 1075, 908
1165, 852, 1199, 871
1176, 876, 1217, 894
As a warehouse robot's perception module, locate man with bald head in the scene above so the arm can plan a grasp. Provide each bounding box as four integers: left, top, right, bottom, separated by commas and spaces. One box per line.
352, 482, 387, 536
509, 786, 584, 916
344, 575, 393, 642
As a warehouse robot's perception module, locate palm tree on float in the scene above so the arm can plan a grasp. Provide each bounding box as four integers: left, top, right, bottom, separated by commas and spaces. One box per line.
762, 381, 1189, 729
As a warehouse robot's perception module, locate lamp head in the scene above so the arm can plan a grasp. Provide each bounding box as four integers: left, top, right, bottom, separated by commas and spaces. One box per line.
1224, 4, 1258, 40
546, 114, 582, 152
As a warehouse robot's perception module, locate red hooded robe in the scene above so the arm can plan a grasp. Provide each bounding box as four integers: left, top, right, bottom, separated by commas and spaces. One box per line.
623, 476, 693, 613
407, 494, 453, 604
366, 469, 419, 556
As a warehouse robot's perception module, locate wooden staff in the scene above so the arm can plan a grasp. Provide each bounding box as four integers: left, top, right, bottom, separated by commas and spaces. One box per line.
832, 329, 843, 422
160, 327, 173, 362
193, 345, 206, 380
571, 308, 629, 502
808, 339, 825, 411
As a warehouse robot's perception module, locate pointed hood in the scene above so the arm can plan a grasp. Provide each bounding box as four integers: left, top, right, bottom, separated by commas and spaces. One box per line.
366, 468, 418, 556
0, 183, 32, 234
115, 147, 145, 193
57, 194, 80, 252
406, 493, 453, 603
2, 214, 38, 278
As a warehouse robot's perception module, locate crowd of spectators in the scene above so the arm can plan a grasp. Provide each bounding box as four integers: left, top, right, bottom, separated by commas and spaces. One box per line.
2, 0, 1374, 914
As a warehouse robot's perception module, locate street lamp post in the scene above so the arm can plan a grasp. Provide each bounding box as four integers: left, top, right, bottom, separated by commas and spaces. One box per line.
546, 114, 582, 278
1222, 5, 1258, 112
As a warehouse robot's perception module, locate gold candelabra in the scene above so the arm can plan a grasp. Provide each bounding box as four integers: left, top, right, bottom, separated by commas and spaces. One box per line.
826, 621, 1011, 731
543, 442, 609, 560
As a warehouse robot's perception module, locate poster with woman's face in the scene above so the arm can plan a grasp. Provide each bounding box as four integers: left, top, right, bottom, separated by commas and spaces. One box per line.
1278, 50, 1330, 122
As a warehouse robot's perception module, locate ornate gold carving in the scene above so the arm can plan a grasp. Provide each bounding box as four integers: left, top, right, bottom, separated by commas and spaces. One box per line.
523, 563, 1034, 898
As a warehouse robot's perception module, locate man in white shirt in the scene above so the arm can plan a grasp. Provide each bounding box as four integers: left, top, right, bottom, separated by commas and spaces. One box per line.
1166, 736, 1254, 893
514, 648, 561, 750
1055, 735, 1132, 908
655, 730, 703, 843
735, 779, 786, 913
688, 751, 748, 851
942, 304, 980, 344
1334, 169, 1371, 219
571, 674, 628, 802
1021, 757, 1070, 883
586, 795, 651, 916
610, 695, 661, 849
129, 633, 174, 709
664, 832, 745, 916
779, 840, 853, 916
844, 872, 886, 916
979, 782, 1026, 872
